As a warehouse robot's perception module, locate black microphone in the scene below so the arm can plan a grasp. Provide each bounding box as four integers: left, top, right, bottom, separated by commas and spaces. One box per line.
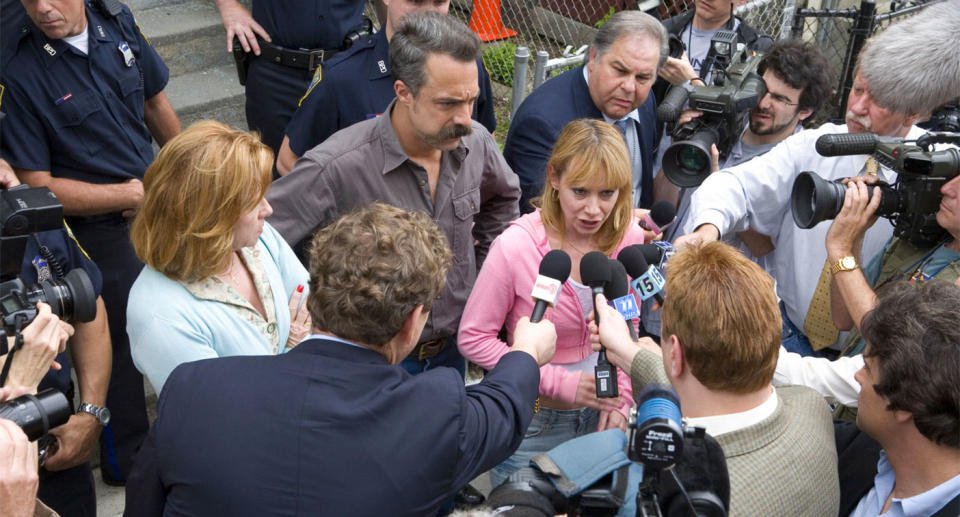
530, 250, 571, 323
618, 246, 665, 306
815, 133, 901, 157
605, 259, 639, 342
580, 251, 611, 326
639, 200, 677, 235
580, 252, 618, 399
661, 431, 730, 517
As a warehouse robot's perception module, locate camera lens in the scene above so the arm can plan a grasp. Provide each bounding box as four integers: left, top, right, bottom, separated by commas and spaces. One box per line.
31, 269, 97, 324
0, 389, 71, 441
663, 128, 719, 188
791, 171, 846, 229
678, 146, 709, 174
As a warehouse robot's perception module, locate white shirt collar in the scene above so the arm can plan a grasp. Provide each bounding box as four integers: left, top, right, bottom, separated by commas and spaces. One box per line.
685, 386, 778, 437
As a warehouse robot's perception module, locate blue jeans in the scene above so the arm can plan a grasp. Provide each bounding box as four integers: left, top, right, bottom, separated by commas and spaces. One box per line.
489, 406, 599, 488
780, 301, 831, 358
399, 336, 465, 379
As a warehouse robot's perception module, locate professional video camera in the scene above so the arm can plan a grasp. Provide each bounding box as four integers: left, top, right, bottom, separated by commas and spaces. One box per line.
0, 185, 97, 344
657, 30, 766, 188
486, 384, 729, 517
791, 131, 960, 248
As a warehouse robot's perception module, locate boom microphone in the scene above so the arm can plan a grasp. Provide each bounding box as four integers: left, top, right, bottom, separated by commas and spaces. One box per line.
640, 201, 677, 235
618, 246, 666, 306
815, 133, 900, 157
605, 259, 639, 342
531, 250, 572, 323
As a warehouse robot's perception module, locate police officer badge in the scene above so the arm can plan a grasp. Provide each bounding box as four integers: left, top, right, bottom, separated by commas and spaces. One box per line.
118, 41, 135, 67
32, 255, 52, 282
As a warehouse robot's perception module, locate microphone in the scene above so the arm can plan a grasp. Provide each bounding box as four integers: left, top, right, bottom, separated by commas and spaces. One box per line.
531, 250, 572, 323
661, 431, 730, 517
631, 383, 729, 517
814, 133, 901, 157
617, 246, 666, 306
580, 251, 611, 326
639, 200, 677, 235
605, 259, 639, 342
580, 252, 618, 399
637, 242, 676, 269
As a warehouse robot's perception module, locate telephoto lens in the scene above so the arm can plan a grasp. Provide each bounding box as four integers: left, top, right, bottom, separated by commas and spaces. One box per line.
0, 389, 71, 441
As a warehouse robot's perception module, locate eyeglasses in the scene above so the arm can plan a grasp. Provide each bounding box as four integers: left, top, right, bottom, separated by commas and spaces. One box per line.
762, 90, 799, 107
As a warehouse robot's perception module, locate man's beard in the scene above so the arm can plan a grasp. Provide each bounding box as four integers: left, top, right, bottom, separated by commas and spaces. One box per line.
749, 108, 796, 136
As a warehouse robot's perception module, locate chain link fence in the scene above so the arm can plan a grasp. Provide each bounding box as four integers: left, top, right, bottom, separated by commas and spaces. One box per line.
364, 0, 943, 132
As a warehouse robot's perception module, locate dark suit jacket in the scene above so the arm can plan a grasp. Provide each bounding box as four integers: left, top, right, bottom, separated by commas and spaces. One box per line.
124, 338, 541, 517
502, 65, 658, 213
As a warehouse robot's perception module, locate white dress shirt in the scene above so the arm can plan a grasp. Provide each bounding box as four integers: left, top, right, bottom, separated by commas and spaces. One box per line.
773, 347, 863, 407
683, 123, 926, 337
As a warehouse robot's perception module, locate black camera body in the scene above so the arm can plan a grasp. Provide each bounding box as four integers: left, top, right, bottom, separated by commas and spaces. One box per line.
791, 132, 960, 247
0, 185, 97, 340
658, 31, 766, 188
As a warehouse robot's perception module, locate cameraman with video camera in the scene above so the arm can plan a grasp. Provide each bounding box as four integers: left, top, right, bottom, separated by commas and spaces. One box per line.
1, 157, 111, 516
672, 21, 943, 358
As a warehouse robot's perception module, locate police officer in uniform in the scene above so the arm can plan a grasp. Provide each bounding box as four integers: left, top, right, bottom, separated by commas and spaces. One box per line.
214, 0, 367, 157
2, 158, 111, 517
275, 0, 497, 175
0, 0, 180, 485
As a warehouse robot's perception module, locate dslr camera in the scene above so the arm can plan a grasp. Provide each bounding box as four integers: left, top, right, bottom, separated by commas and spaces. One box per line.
1, 185, 97, 345
791, 131, 960, 248
657, 30, 766, 188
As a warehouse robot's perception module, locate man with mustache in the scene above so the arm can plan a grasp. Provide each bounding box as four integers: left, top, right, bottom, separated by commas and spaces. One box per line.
674, 33, 927, 358
267, 12, 519, 379
274, 0, 498, 176
643, 39, 834, 341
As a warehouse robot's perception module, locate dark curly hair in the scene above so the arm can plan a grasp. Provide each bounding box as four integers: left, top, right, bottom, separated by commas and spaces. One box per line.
757, 39, 835, 118
307, 203, 452, 347
861, 280, 960, 448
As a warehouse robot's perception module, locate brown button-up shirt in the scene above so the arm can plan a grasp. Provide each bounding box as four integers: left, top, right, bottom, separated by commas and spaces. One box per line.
267, 101, 520, 341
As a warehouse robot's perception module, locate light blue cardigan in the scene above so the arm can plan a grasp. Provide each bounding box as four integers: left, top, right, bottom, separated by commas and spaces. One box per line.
127, 222, 308, 393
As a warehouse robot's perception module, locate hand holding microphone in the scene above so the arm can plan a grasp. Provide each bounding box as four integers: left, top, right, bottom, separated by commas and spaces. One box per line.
580, 252, 619, 399
637, 200, 677, 240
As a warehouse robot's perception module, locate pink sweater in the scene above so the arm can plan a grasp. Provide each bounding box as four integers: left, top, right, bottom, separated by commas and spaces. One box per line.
458, 212, 645, 417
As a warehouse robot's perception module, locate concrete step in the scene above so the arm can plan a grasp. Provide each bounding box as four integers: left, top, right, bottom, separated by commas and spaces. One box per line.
163, 63, 246, 129
133, 0, 233, 78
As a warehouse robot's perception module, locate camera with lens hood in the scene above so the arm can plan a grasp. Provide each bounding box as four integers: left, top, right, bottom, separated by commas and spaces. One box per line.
1, 185, 97, 347
791, 131, 960, 248
657, 31, 766, 188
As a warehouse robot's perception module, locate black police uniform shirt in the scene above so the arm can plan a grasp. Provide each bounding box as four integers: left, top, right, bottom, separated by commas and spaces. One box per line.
252, 0, 365, 50
284, 29, 499, 157
0, 1, 169, 185
17, 227, 104, 396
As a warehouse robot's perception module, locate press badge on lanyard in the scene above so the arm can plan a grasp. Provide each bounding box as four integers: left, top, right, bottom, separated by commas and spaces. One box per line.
118, 41, 135, 67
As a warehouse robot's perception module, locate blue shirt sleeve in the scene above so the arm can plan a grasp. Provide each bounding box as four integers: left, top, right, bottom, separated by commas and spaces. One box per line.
285, 69, 341, 156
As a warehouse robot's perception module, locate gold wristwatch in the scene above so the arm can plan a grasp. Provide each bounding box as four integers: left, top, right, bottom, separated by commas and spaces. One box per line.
831, 256, 858, 274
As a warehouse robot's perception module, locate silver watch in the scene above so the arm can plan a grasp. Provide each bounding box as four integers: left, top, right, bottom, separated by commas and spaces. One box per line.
78, 403, 111, 426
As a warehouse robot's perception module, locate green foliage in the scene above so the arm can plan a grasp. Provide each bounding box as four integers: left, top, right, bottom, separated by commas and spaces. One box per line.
483, 42, 519, 87
595, 7, 616, 28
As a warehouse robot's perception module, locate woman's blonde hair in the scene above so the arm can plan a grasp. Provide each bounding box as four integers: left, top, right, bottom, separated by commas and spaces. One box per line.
536, 118, 634, 254
131, 120, 272, 282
